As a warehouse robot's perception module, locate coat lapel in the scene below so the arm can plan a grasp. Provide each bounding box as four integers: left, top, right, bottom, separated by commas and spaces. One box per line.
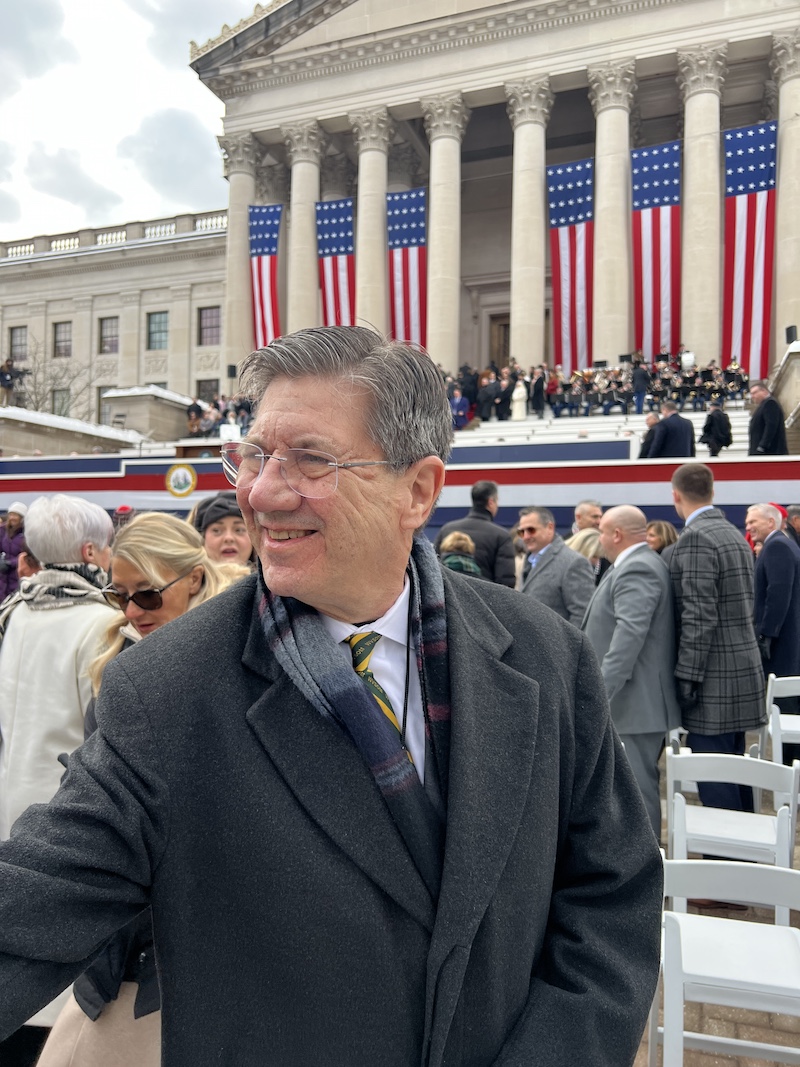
241, 605, 436, 933
422, 575, 539, 1062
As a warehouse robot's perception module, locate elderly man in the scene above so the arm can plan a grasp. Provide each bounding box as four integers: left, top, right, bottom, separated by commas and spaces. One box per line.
581, 506, 681, 838
0, 327, 661, 1067
519, 505, 595, 626
573, 499, 602, 531
745, 504, 800, 765
748, 380, 788, 456
669, 464, 765, 809
435, 479, 515, 587
0, 494, 115, 1059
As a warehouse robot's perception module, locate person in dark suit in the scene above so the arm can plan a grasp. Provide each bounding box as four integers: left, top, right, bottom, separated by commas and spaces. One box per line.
646, 401, 696, 459
669, 463, 765, 810
748, 381, 788, 455
0, 326, 661, 1067
434, 480, 515, 587
745, 503, 800, 766
638, 412, 659, 458
698, 399, 732, 457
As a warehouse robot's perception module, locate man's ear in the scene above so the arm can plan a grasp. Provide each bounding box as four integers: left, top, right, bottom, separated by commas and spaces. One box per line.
400, 457, 447, 532
81, 542, 99, 565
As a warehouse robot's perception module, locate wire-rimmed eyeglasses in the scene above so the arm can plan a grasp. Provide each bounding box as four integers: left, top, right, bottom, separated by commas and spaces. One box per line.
102, 572, 192, 612
220, 442, 389, 499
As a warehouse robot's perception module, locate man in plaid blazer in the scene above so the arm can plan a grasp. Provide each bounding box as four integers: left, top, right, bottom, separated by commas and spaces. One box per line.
669, 463, 765, 809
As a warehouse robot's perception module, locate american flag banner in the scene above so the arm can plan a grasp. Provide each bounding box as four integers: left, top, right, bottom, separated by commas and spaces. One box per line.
249, 204, 283, 348
546, 159, 594, 374
721, 122, 777, 380
316, 198, 356, 326
386, 187, 427, 346
631, 141, 681, 360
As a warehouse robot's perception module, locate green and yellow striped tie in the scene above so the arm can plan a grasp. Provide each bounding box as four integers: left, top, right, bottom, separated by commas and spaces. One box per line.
347, 630, 403, 737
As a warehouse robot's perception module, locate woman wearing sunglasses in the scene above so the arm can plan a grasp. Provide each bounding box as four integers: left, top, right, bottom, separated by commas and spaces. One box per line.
37, 513, 239, 1067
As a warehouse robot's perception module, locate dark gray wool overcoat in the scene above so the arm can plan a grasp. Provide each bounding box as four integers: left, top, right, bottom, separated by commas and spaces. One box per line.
0, 571, 662, 1066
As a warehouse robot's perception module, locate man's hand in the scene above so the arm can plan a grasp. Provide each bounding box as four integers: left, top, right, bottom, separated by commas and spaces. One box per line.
757, 634, 772, 660
677, 679, 700, 713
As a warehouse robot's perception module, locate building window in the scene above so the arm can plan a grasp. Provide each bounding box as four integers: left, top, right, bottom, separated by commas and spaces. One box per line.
198, 306, 221, 346
53, 322, 72, 358
9, 326, 27, 362
98, 317, 119, 354
196, 379, 219, 404
97, 386, 116, 424
52, 388, 70, 416
146, 311, 169, 350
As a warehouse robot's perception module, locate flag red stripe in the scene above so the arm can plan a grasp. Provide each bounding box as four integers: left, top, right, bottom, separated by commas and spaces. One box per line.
721, 197, 737, 367
549, 229, 564, 367
568, 226, 578, 373
584, 220, 594, 367
651, 211, 662, 357
669, 204, 681, 355
760, 189, 776, 377
417, 247, 428, 348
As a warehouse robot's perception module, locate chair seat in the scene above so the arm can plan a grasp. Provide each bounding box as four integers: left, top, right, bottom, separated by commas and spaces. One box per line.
684, 806, 779, 859
674, 912, 800, 1002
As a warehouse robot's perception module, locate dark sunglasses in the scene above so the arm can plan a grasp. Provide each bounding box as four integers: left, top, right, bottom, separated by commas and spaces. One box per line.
102, 572, 192, 612
518, 527, 539, 536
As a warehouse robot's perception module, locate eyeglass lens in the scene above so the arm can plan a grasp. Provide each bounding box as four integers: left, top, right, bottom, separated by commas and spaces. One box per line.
222, 445, 338, 498
106, 587, 165, 611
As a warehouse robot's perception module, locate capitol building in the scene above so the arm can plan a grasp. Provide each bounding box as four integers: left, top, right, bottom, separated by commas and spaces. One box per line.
0, 0, 798, 421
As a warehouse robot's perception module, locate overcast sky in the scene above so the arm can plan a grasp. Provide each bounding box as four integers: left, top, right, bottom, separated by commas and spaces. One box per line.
0, 0, 255, 242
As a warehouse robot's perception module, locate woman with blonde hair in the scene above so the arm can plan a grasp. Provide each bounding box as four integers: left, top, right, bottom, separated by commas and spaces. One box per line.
38, 512, 245, 1067
645, 519, 678, 555
564, 526, 602, 562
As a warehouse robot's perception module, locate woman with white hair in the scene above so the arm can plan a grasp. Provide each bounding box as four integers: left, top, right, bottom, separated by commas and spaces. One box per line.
36, 512, 243, 1067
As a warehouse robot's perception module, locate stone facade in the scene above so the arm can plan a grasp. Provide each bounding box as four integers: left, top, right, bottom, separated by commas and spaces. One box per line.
189, 0, 798, 373
0, 214, 228, 423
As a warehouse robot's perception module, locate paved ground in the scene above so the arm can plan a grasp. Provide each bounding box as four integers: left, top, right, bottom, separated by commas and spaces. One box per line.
636, 737, 800, 1065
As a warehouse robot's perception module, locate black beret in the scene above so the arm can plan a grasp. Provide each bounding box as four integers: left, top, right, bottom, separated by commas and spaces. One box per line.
193, 492, 243, 532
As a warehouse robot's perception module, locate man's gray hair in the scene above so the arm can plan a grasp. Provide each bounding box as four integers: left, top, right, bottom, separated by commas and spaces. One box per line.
575, 499, 601, 514
25, 494, 114, 565
239, 326, 453, 471
519, 505, 554, 526
748, 503, 782, 528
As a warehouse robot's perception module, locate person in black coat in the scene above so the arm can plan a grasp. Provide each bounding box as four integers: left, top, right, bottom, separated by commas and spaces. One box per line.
748, 381, 788, 455
638, 413, 659, 459
745, 504, 800, 766
434, 480, 516, 587
529, 369, 546, 418
698, 400, 732, 457
631, 362, 651, 416
646, 401, 696, 459
476, 373, 500, 421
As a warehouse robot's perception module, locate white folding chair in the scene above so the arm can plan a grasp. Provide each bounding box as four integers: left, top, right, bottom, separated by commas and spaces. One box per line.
665, 750, 799, 883
659, 859, 800, 1066
767, 675, 800, 797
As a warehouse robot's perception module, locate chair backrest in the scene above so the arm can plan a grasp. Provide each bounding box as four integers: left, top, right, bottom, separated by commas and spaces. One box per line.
766, 672, 800, 704
664, 858, 800, 923
666, 748, 798, 794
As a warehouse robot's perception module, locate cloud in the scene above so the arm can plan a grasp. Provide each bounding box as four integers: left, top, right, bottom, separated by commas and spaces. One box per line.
0, 142, 15, 182
118, 109, 226, 206
25, 143, 123, 216
121, 0, 235, 67
0, 191, 21, 224
0, 0, 79, 101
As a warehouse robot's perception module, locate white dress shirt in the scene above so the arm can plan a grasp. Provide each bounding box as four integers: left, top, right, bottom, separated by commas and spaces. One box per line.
320, 577, 426, 782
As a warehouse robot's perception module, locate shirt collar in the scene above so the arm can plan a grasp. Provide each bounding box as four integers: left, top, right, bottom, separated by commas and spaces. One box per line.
612, 542, 648, 569
684, 504, 715, 526
319, 575, 410, 648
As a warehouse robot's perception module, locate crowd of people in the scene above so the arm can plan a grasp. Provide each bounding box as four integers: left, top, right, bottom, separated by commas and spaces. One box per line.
0, 324, 795, 1067
434, 472, 800, 843
184, 393, 252, 439
447, 348, 752, 426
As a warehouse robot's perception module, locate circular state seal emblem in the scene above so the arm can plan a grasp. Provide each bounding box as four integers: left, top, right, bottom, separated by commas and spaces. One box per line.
166, 463, 197, 498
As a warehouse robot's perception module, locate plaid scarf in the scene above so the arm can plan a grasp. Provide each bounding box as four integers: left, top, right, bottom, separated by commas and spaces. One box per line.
17, 563, 108, 610
257, 534, 451, 899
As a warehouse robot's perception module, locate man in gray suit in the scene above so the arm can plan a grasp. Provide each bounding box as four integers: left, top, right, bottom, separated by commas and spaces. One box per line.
669, 463, 765, 810
581, 506, 681, 838
519, 506, 595, 626
0, 328, 661, 1066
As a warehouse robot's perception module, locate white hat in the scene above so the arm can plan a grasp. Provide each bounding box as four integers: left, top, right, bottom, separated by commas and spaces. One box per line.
7, 501, 27, 518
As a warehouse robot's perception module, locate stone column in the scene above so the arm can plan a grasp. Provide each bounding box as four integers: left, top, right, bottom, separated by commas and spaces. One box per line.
320, 154, 354, 201
72, 296, 93, 369
677, 44, 727, 364
388, 142, 416, 193
119, 291, 141, 388
772, 28, 800, 367
282, 121, 327, 332
349, 107, 394, 334
218, 133, 259, 365
505, 77, 554, 365
422, 93, 470, 369
168, 284, 192, 396
588, 59, 637, 364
